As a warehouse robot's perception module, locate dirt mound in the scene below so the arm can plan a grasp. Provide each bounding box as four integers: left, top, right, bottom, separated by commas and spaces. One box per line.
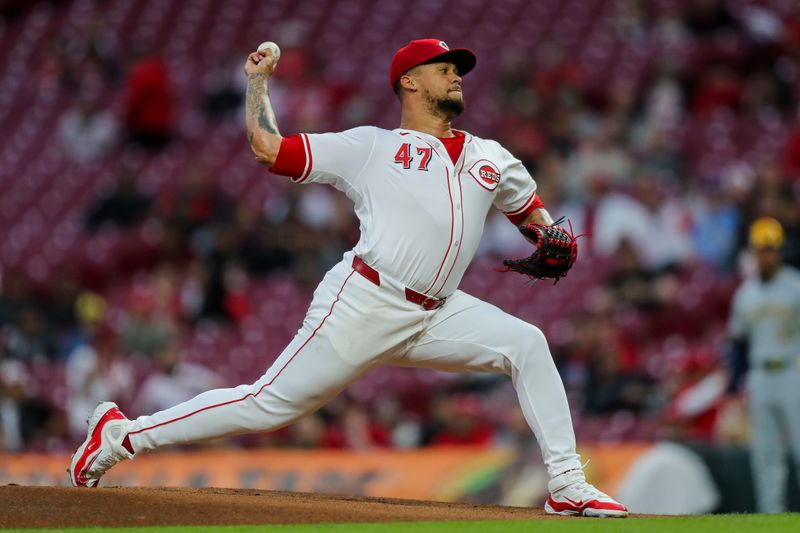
0, 485, 551, 528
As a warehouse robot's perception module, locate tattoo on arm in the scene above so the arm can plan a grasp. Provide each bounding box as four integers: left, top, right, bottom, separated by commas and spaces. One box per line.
524, 208, 554, 226
246, 73, 280, 144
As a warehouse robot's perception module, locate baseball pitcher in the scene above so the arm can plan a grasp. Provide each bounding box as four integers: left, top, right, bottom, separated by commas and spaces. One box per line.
69, 39, 627, 517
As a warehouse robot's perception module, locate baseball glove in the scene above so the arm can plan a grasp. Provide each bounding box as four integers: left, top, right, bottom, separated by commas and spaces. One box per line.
502, 218, 578, 283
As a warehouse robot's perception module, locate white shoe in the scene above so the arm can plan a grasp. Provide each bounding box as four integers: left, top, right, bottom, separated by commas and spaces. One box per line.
68, 402, 134, 487
544, 468, 628, 518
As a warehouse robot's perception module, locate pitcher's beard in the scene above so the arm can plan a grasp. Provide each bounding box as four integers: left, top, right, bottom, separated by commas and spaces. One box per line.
425, 92, 465, 118
437, 95, 465, 117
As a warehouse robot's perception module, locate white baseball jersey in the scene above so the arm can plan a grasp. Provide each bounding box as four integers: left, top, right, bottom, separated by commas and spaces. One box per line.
271, 126, 542, 297
729, 266, 800, 365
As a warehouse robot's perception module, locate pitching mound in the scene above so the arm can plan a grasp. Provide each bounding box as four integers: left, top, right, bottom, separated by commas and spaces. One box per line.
0, 485, 551, 528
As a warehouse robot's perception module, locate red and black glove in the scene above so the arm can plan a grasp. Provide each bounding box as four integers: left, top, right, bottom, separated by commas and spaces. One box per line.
502, 218, 578, 283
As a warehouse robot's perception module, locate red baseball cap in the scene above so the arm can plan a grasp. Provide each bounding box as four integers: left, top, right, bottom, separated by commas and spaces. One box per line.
389, 39, 477, 88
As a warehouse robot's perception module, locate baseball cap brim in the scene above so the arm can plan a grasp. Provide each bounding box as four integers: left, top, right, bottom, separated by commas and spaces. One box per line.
390, 43, 477, 87
420, 49, 476, 77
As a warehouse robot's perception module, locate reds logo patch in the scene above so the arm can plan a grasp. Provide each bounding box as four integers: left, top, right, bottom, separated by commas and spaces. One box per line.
468, 160, 501, 191
439, 41, 450, 50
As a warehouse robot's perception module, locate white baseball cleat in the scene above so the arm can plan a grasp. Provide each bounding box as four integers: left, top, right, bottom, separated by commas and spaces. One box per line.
68, 402, 134, 488
544, 468, 628, 518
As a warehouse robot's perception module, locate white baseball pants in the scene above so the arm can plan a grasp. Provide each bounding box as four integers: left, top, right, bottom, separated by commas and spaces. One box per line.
127, 252, 583, 478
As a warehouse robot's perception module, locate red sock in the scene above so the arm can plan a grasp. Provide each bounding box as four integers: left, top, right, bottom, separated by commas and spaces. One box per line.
122, 435, 135, 454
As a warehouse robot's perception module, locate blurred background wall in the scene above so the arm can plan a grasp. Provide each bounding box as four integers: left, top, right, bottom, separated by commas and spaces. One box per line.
1, 0, 799, 514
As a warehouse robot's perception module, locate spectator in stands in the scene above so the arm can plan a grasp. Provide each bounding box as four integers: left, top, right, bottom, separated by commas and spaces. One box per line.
1, 307, 56, 362
631, 176, 695, 272
581, 315, 650, 415
585, 176, 647, 257
133, 341, 221, 415
606, 238, 677, 311
176, 260, 205, 323
496, 51, 537, 120
38, 35, 80, 93
691, 64, 743, 117
55, 16, 120, 89
781, 106, 800, 182
0, 360, 54, 452
66, 325, 133, 438
683, 0, 740, 38
203, 55, 245, 120
637, 63, 685, 135
636, 128, 684, 183
663, 348, 726, 443
165, 164, 234, 245
690, 181, 740, 270
150, 264, 186, 322
220, 262, 251, 324
84, 170, 152, 230
0, 269, 33, 330
81, 17, 121, 82
323, 402, 391, 449
428, 395, 494, 446
614, 0, 651, 43
552, 312, 594, 395
120, 287, 175, 358
564, 119, 634, 201
241, 219, 294, 275
286, 413, 327, 448
58, 97, 117, 162
375, 395, 422, 449
292, 185, 355, 273
60, 290, 107, 359
123, 50, 174, 149
269, 42, 331, 133
583, 354, 651, 415
532, 40, 587, 106
44, 274, 81, 337
741, 67, 792, 116
199, 227, 250, 323
782, 199, 800, 270
651, 2, 691, 49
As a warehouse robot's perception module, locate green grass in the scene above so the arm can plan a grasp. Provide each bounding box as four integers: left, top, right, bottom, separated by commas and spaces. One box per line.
5, 514, 800, 533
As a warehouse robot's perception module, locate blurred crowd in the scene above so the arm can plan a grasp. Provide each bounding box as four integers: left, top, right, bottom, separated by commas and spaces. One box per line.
1, 0, 800, 456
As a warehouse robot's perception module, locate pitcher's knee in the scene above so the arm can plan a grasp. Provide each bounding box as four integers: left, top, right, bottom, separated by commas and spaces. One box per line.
248, 383, 323, 430
528, 325, 549, 349
505, 325, 551, 370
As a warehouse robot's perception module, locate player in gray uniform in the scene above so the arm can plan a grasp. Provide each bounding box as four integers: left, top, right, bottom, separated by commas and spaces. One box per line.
727, 216, 800, 513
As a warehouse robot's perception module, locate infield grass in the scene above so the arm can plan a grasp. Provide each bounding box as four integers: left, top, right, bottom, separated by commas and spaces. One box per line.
4, 514, 800, 533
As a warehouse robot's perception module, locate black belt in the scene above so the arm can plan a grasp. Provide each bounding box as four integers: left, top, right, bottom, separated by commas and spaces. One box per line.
761, 359, 789, 372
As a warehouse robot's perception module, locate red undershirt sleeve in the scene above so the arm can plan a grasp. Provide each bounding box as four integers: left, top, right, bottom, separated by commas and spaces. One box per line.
505, 193, 544, 225
269, 134, 308, 181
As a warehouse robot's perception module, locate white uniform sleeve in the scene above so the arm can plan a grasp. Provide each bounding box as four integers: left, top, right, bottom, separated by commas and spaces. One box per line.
492, 147, 541, 224
271, 126, 376, 194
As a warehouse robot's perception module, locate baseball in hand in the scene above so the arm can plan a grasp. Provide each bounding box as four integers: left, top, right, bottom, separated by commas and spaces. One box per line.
257, 41, 281, 61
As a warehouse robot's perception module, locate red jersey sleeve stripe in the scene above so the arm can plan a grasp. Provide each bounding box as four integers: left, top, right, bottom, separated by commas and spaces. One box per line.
269, 135, 307, 180
505, 193, 544, 225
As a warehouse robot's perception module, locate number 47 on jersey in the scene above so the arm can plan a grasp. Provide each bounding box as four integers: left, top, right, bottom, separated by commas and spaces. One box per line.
394, 143, 432, 171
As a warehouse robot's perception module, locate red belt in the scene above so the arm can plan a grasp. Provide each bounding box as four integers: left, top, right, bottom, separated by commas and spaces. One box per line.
352, 256, 446, 311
